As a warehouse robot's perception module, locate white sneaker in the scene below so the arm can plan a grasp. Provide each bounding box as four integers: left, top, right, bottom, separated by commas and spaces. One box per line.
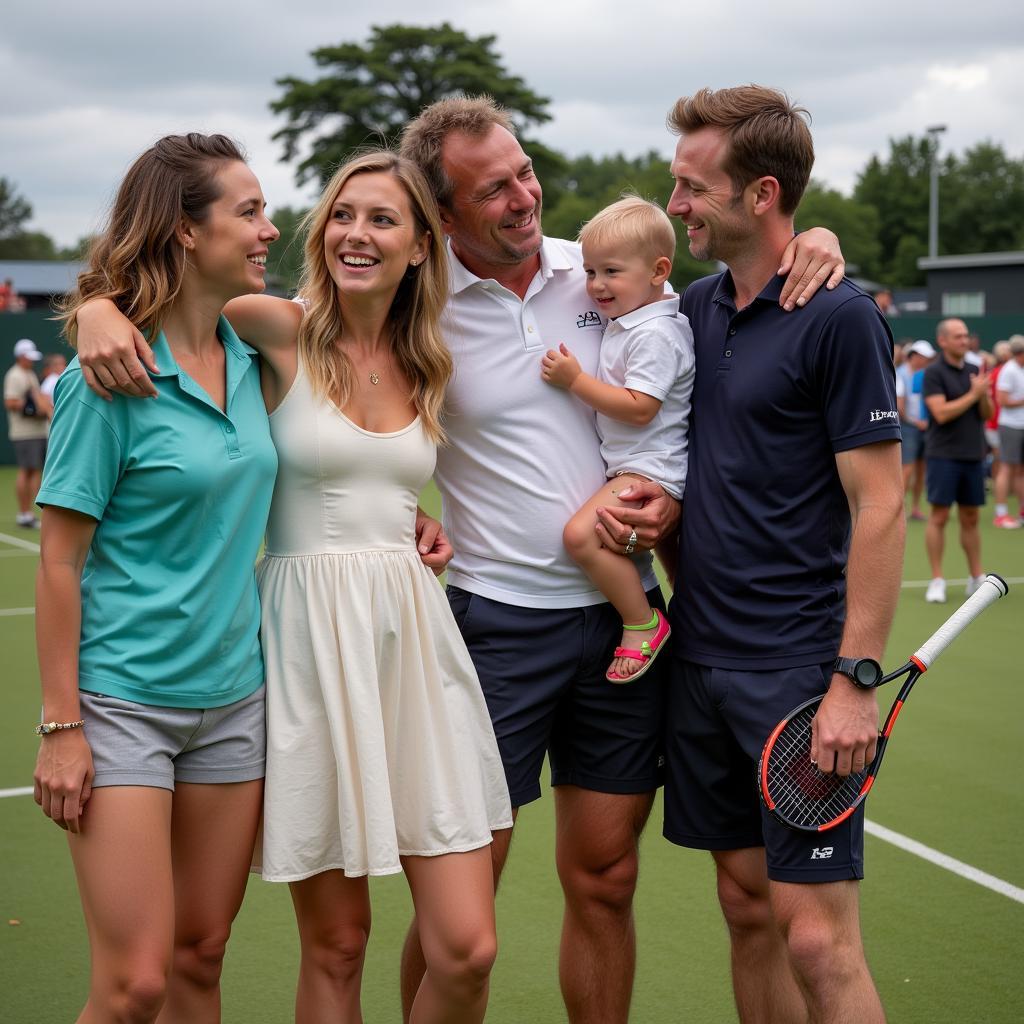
925, 578, 947, 603
965, 575, 985, 597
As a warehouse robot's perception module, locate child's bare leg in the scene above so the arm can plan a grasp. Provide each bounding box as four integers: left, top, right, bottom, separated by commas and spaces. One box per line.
563, 476, 660, 678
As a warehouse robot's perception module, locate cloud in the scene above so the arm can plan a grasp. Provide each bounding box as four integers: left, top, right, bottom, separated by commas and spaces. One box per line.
2, 1, 1022, 245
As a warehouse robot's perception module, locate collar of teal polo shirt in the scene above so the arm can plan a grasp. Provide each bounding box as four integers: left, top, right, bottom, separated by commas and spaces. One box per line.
147, 314, 259, 414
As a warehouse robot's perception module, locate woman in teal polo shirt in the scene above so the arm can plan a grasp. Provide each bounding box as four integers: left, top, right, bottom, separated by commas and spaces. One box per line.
33, 134, 278, 1023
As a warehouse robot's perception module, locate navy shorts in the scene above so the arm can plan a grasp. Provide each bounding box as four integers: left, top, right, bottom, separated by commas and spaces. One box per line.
663, 659, 864, 883
447, 586, 667, 808
926, 457, 986, 508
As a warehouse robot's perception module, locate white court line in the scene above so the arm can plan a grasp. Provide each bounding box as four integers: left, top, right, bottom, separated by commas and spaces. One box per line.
0, 788, 1019, 906
0, 607, 34, 617
0, 531, 40, 553
866, 820, 1024, 904
905, 573, 1024, 589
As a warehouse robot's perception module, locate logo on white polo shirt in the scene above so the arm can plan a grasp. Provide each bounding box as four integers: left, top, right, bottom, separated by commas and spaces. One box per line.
869, 409, 899, 423
576, 311, 602, 329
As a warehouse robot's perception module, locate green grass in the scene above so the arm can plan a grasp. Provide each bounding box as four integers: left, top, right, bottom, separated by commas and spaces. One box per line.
1, 468, 1022, 1022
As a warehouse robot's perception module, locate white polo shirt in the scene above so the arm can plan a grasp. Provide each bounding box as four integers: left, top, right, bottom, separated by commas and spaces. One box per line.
997, 358, 1024, 430
437, 237, 659, 609
596, 297, 695, 499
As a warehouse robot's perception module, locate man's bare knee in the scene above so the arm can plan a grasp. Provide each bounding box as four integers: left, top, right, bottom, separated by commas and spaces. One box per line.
558, 845, 639, 915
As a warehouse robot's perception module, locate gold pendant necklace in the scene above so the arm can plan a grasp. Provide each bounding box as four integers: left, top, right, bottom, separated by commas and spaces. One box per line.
369, 371, 380, 385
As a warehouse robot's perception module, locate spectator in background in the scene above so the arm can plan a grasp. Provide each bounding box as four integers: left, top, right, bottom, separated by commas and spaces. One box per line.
993, 336, 1024, 528
39, 354, 68, 403
987, 340, 1012, 506
965, 331, 984, 370
874, 289, 899, 316
897, 339, 935, 521
0, 278, 26, 313
922, 319, 992, 603
4, 338, 50, 528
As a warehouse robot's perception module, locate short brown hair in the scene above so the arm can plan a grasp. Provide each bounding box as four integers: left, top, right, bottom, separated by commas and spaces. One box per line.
579, 195, 676, 264
399, 96, 514, 208
667, 86, 814, 215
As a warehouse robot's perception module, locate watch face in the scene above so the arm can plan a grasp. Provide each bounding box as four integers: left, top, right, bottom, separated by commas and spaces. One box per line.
854, 660, 881, 686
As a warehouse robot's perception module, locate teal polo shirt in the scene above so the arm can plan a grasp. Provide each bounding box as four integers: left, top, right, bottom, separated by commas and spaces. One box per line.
37, 316, 277, 708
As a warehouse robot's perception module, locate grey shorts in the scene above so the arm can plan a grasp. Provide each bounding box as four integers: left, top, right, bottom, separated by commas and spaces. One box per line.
900, 423, 926, 464
79, 684, 266, 790
12, 437, 47, 469
998, 425, 1024, 465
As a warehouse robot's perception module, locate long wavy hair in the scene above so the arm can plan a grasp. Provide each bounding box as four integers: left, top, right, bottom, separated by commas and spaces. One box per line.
296, 150, 452, 443
57, 133, 247, 345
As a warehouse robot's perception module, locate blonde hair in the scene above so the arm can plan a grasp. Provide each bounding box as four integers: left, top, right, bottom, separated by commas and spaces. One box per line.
296, 150, 452, 443
399, 96, 515, 209
57, 133, 247, 345
579, 195, 676, 264
667, 86, 814, 216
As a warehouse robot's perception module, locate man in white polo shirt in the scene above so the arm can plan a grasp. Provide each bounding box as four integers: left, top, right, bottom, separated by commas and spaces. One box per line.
398, 96, 845, 1022
994, 335, 1024, 526
4, 338, 51, 528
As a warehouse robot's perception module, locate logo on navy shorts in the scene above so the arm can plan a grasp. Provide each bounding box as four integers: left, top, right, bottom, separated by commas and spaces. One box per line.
810, 846, 834, 860
576, 311, 602, 329
869, 409, 899, 423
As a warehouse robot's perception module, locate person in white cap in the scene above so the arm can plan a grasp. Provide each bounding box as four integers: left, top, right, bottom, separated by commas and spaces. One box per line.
897, 339, 936, 521
4, 338, 51, 527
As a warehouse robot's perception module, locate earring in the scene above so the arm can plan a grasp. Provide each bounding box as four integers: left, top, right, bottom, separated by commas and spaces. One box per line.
410, 258, 419, 267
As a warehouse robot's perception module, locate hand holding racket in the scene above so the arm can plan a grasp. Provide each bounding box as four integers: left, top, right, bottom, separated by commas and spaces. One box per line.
759, 573, 1008, 832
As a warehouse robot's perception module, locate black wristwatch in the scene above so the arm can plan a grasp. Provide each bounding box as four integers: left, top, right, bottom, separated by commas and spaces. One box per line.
833, 656, 883, 689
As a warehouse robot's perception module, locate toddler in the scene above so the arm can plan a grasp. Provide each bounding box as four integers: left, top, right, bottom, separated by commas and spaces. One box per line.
541, 196, 694, 682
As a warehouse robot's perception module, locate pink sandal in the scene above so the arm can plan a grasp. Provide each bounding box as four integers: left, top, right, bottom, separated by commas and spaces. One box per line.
606, 608, 671, 684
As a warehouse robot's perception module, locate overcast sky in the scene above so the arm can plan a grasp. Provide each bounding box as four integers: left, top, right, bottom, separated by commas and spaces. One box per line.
3, 1, 1022, 248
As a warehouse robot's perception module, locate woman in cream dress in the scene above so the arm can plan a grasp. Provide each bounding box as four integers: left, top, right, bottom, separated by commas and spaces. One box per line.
252, 152, 511, 1023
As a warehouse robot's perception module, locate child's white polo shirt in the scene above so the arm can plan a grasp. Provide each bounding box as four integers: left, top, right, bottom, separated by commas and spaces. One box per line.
596, 297, 695, 499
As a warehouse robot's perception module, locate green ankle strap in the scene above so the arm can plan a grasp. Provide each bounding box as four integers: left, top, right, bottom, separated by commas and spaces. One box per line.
623, 610, 659, 631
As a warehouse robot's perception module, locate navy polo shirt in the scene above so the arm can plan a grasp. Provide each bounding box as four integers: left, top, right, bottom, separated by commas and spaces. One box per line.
671, 273, 899, 669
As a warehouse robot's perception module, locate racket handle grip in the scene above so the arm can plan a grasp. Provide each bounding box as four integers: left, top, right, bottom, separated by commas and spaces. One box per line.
913, 573, 1008, 668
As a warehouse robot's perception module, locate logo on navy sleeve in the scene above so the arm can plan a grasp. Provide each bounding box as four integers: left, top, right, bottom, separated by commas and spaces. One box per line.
869, 409, 899, 423
576, 311, 602, 329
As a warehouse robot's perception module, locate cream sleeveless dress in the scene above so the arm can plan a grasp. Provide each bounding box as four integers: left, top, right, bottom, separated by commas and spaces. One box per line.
257, 360, 512, 881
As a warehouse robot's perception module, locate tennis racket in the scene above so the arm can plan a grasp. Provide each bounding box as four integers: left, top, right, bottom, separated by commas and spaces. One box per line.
759, 572, 1008, 832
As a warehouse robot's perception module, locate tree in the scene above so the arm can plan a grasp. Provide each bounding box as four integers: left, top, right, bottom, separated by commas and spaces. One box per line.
272, 23, 552, 187
0, 231, 58, 261
265, 206, 310, 293
940, 142, 1024, 255
795, 181, 881, 281
853, 136, 932, 286
852, 136, 1024, 286
543, 150, 713, 289
0, 178, 33, 239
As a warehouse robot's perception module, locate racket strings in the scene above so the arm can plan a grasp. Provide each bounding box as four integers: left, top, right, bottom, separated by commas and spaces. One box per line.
765, 705, 869, 829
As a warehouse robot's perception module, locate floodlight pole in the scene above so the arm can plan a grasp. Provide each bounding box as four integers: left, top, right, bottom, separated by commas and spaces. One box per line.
927, 124, 947, 260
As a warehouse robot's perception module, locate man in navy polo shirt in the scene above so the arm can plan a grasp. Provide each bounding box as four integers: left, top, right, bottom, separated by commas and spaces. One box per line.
660, 87, 904, 1021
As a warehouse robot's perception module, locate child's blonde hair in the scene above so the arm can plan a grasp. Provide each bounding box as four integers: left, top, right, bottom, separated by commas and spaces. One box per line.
578, 195, 676, 264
